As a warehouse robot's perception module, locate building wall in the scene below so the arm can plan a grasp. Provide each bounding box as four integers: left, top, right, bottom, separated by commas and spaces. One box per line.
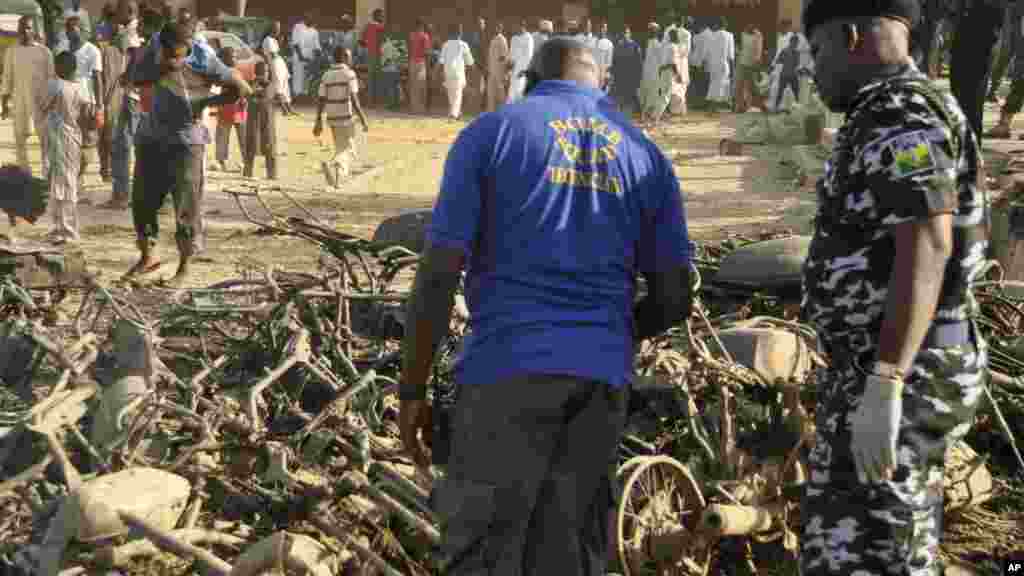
355, 0, 385, 30
778, 0, 801, 30
382, 0, 574, 39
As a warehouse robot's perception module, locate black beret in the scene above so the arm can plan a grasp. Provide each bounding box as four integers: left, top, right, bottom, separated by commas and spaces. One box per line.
803, 0, 920, 35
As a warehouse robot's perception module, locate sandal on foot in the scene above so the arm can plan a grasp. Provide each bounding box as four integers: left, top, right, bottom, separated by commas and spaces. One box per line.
122, 260, 162, 280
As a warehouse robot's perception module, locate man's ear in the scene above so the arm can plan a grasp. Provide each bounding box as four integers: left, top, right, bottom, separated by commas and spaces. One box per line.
842, 22, 860, 53
843, 22, 860, 53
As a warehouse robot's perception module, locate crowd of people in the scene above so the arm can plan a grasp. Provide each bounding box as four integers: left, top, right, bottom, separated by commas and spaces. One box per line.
270, 11, 816, 127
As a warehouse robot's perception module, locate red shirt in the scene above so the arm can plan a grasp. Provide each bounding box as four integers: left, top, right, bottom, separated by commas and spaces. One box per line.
140, 84, 153, 113
216, 100, 247, 124
409, 31, 430, 62
362, 21, 385, 56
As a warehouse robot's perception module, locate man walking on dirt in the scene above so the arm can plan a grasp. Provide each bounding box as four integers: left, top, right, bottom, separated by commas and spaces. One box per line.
123, 21, 252, 286
408, 19, 431, 113
485, 21, 509, 111
399, 37, 692, 575
100, 0, 141, 210
801, 2, 989, 574
1, 16, 53, 178
315, 47, 368, 186
465, 17, 488, 114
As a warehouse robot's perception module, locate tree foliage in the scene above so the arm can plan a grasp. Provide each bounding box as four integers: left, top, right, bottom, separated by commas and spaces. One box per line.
35, 0, 60, 47
590, 0, 690, 41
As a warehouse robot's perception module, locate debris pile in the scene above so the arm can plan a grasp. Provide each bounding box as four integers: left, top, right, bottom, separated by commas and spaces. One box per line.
0, 190, 1020, 575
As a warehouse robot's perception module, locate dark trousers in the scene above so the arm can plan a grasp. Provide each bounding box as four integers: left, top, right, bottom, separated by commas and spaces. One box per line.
1005, 75, 1024, 115
98, 114, 113, 178
243, 98, 277, 178
687, 66, 708, 108
380, 70, 401, 110
112, 97, 140, 205
775, 74, 800, 109
950, 0, 1005, 143
435, 374, 627, 575
132, 141, 205, 257
912, 0, 947, 75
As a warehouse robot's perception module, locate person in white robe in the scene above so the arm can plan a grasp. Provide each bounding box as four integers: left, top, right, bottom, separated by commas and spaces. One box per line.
290, 16, 319, 97
1, 16, 54, 178
299, 21, 320, 96
507, 21, 534, 103
651, 27, 689, 126
439, 29, 475, 120
690, 21, 713, 107
289, 18, 307, 96
704, 19, 734, 108
594, 22, 614, 90
640, 22, 662, 120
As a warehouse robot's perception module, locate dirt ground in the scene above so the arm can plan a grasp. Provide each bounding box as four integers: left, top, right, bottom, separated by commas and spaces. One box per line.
1, 84, 1012, 287
0, 103, 824, 288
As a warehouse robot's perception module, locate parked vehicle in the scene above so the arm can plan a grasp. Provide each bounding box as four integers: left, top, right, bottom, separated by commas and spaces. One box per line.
203, 29, 264, 81
217, 15, 271, 49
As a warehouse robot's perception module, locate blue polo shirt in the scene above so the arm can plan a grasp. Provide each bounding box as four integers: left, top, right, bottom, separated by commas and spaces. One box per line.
427, 80, 689, 389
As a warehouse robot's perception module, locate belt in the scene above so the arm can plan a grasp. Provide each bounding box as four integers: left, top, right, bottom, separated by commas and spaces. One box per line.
826, 320, 972, 370
922, 321, 972, 349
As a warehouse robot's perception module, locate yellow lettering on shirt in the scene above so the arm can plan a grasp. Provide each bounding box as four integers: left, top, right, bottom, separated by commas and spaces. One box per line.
545, 116, 626, 195
546, 166, 623, 196
548, 119, 569, 135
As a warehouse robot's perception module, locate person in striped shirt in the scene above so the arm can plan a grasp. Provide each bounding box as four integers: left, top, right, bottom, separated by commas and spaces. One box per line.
314, 46, 368, 187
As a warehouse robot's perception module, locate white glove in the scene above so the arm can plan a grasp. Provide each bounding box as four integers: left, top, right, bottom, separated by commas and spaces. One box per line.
850, 373, 903, 484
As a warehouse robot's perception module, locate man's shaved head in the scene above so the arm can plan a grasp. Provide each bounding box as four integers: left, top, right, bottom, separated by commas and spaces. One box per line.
809, 15, 914, 112
526, 36, 600, 91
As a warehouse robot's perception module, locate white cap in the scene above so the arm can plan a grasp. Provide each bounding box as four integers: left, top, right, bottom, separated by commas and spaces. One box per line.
262, 36, 279, 54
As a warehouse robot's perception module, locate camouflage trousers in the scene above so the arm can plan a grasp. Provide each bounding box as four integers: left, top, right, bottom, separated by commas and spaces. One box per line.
800, 341, 986, 575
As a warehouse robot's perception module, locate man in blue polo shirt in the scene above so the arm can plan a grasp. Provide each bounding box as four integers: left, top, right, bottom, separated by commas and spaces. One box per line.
399, 37, 692, 575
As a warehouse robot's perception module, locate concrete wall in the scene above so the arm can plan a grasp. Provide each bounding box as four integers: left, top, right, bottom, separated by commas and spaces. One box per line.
355, 0, 385, 30
381, 0, 574, 40
778, 0, 801, 29
73, 0, 196, 22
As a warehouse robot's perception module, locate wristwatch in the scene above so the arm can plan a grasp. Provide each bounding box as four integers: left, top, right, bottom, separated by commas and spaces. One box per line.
870, 361, 906, 381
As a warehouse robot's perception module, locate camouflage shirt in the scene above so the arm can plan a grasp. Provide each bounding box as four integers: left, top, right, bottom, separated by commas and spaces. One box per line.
801, 63, 989, 358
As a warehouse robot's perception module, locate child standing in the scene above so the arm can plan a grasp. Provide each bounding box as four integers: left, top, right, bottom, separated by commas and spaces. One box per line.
261, 36, 297, 116
43, 51, 93, 244
243, 60, 277, 179
213, 47, 247, 171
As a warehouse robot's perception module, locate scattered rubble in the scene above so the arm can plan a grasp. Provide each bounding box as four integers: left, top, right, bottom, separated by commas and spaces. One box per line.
0, 189, 1020, 575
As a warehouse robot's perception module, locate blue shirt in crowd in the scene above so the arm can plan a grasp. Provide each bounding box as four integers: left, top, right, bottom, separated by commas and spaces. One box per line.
427, 80, 690, 390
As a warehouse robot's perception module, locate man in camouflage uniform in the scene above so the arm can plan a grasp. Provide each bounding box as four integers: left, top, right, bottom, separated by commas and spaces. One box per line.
801, 1, 990, 573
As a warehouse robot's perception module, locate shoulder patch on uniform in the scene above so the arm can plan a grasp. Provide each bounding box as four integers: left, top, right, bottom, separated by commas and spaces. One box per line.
884, 130, 936, 177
